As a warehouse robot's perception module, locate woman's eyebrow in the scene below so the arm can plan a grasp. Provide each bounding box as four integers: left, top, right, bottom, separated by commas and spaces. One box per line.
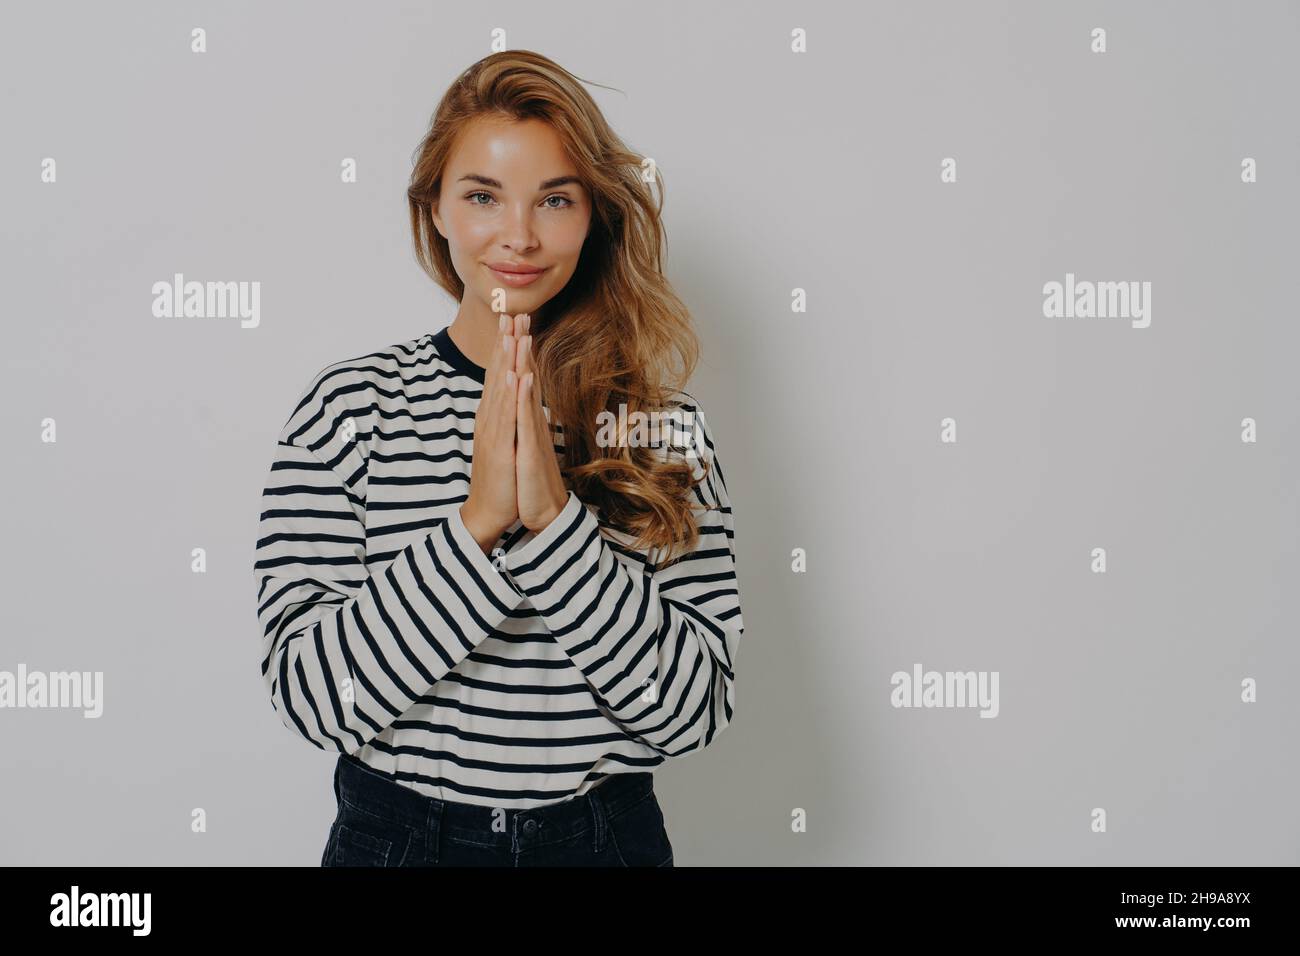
457, 173, 581, 190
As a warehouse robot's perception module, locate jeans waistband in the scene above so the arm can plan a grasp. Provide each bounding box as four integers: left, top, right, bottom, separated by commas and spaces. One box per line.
333, 753, 656, 851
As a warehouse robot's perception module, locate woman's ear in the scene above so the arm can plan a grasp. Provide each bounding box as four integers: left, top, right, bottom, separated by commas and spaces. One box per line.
429, 199, 446, 240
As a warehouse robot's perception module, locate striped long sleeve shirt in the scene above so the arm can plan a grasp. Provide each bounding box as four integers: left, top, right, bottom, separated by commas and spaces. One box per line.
253, 326, 744, 808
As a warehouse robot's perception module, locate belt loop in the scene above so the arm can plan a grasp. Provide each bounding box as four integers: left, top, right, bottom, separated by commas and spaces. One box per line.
588, 784, 610, 853
426, 799, 442, 864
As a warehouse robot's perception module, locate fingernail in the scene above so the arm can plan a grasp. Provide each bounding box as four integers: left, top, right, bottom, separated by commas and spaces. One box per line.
498, 314, 506, 332
506, 370, 515, 386
522, 314, 531, 333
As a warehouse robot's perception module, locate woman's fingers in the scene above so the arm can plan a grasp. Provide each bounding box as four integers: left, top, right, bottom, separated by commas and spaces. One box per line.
516, 331, 542, 441
507, 313, 529, 426
497, 315, 518, 436
462, 313, 521, 545
499, 328, 515, 396
480, 313, 504, 413
511, 313, 529, 381
482, 316, 515, 453
513, 314, 534, 406
523, 331, 542, 423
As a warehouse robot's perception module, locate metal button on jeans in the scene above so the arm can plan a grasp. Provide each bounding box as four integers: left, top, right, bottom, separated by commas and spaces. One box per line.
523, 818, 538, 836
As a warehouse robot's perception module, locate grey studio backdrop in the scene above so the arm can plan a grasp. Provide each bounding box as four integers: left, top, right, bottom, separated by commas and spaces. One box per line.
2, 0, 1297, 866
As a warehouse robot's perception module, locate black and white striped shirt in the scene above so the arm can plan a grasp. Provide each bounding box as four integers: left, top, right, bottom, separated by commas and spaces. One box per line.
254, 326, 744, 808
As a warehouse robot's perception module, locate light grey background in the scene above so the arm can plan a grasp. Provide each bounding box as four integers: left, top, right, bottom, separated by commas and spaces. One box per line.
2, 0, 1297, 865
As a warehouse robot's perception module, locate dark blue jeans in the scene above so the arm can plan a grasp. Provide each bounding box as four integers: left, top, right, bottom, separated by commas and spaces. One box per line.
321, 753, 675, 867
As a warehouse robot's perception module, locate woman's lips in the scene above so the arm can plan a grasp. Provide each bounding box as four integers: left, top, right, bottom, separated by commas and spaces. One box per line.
487, 264, 547, 287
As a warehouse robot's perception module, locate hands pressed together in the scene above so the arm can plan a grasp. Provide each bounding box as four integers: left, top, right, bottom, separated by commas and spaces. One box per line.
459, 313, 570, 556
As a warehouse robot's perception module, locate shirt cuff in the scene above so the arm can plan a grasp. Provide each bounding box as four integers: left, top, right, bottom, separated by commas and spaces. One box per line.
502, 491, 592, 586
444, 503, 530, 607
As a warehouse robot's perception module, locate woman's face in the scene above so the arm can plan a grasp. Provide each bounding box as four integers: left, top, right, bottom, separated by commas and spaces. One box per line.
432, 115, 592, 320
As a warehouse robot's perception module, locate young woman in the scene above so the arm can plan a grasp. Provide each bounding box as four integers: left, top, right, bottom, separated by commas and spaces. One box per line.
254, 50, 744, 866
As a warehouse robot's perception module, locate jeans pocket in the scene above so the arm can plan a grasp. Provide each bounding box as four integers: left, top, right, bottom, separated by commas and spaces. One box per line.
607, 792, 674, 867
322, 796, 414, 866
328, 823, 394, 867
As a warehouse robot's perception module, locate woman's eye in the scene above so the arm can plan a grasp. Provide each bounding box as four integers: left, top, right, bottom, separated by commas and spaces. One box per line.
466, 192, 573, 208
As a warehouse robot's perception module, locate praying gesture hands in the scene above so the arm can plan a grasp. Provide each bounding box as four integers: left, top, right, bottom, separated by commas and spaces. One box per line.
459, 313, 570, 555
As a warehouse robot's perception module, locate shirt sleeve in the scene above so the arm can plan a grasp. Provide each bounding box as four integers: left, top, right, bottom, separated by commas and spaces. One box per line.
502, 398, 744, 758
253, 369, 525, 755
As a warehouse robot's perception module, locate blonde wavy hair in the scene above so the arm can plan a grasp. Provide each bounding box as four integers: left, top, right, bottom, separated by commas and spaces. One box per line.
407, 50, 713, 565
